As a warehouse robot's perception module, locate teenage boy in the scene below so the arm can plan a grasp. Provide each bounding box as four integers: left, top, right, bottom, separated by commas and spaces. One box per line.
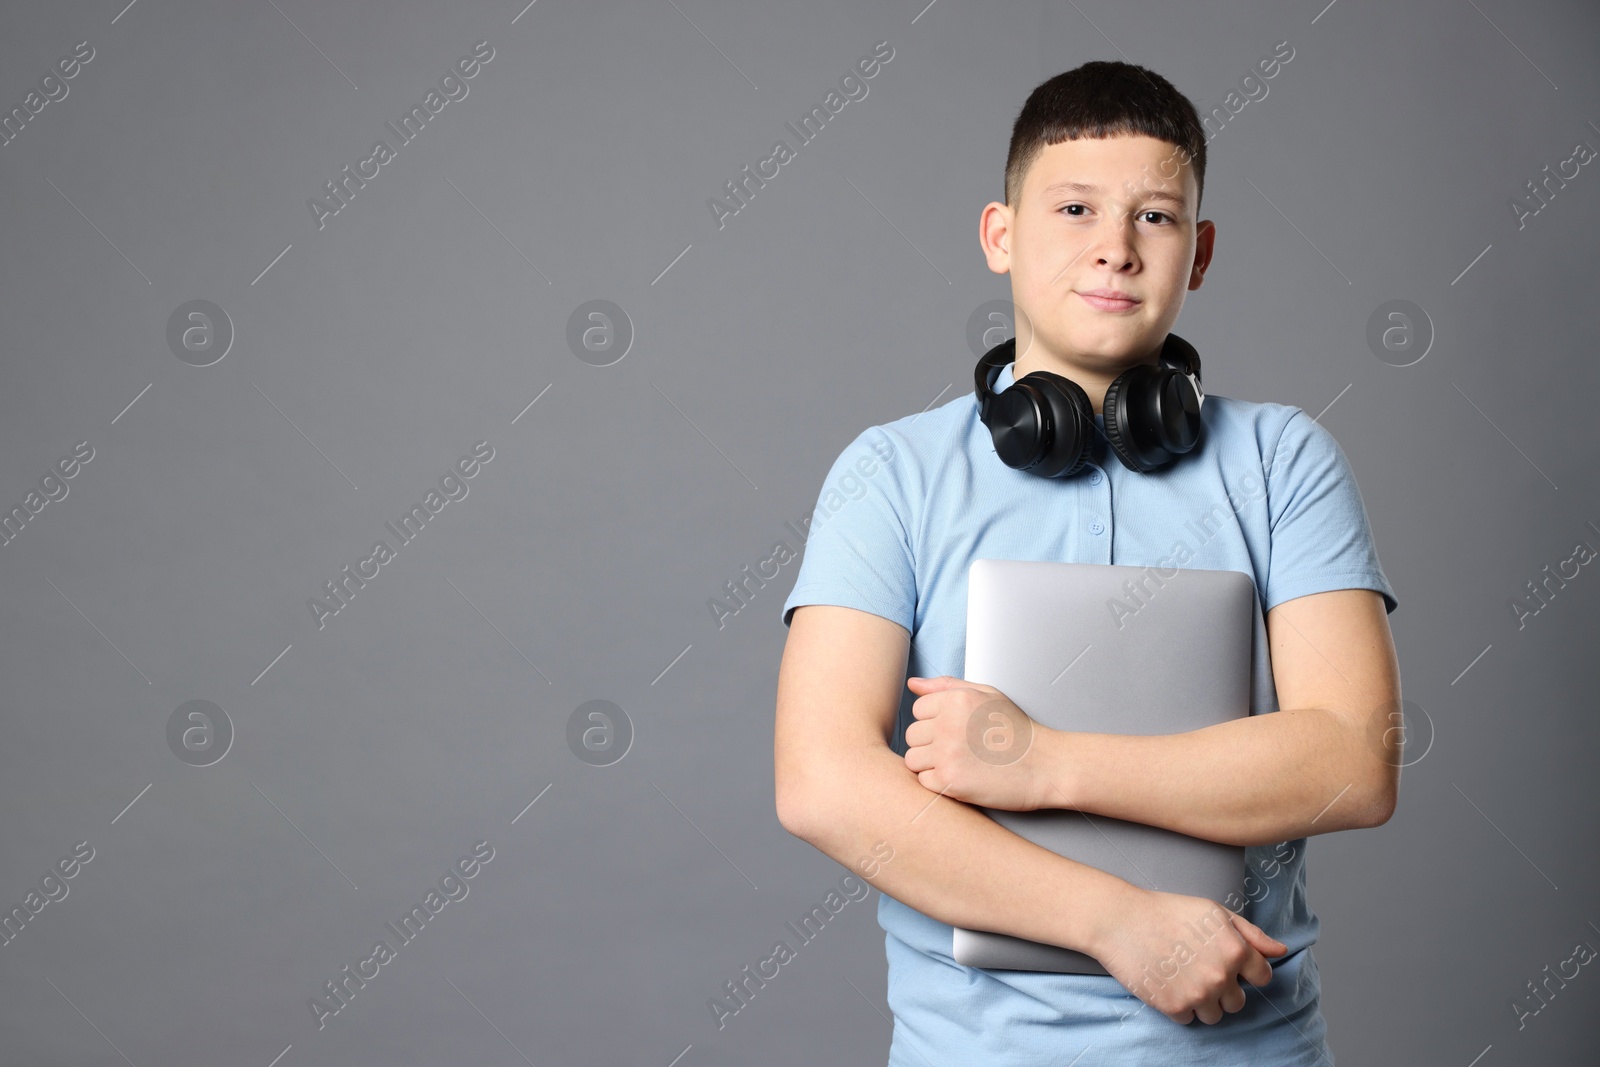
774, 61, 1401, 1065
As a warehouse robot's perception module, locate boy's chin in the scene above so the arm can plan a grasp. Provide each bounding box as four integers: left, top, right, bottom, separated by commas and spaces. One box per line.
1044, 325, 1162, 363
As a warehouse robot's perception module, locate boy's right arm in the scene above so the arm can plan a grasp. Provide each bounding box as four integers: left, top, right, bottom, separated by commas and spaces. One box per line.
774, 604, 1287, 1027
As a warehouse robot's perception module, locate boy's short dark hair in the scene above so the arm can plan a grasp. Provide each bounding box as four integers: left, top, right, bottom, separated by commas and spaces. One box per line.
1005, 60, 1207, 215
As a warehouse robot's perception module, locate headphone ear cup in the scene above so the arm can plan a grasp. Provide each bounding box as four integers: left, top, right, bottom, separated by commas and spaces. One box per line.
1101, 367, 1136, 471
1156, 369, 1204, 453
1104, 364, 1206, 473
1103, 364, 1166, 473
1017, 371, 1096, 478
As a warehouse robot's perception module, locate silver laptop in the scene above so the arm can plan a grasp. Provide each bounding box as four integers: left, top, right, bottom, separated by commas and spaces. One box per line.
950, 558, 1254, 974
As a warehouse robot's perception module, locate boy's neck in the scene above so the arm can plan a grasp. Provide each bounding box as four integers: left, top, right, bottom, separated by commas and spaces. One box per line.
1012, 345, 1162, 416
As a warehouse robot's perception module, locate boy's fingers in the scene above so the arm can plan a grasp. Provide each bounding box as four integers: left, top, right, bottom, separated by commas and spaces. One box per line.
1238, 950, 1274, 989
1231, 915, 1288, 960
908, 676, 997, 696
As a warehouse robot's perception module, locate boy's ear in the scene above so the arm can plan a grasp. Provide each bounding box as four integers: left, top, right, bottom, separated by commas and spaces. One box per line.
1188, 219, 1217, 289
979, 201, 1015, 275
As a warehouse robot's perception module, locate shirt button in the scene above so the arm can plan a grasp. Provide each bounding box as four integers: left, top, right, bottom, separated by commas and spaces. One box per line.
1088, 469, 1103, 485
1089, 521, 1105, 535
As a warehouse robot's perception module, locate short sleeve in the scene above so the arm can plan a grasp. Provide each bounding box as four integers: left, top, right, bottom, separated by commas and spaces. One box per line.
1263, 410, 1398, 614
780, 426, 917, 633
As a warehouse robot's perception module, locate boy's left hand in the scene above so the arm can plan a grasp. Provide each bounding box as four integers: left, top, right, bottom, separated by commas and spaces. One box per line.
902, 676, 1063, 811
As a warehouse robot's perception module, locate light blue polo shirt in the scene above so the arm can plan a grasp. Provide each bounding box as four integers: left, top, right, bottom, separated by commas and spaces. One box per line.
780, 358, 1397, 1066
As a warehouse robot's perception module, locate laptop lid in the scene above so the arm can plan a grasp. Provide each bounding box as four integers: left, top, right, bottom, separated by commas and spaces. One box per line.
950, 558, 1255, 974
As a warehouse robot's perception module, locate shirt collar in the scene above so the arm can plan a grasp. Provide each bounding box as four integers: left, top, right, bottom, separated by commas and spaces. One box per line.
995, 360, 1016, 392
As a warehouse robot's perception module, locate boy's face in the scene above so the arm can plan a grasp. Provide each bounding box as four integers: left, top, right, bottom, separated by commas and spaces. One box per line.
981, 134, 1214, 382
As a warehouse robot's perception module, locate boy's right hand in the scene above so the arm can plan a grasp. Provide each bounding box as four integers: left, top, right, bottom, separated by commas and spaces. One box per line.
1089, 886, 1288, 1026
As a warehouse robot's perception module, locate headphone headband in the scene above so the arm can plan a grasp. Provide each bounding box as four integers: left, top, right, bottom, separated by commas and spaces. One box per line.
1156, 333, 1202, 384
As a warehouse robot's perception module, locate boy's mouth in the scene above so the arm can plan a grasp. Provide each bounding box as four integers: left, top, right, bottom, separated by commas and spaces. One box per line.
1075, 289, 1141, 312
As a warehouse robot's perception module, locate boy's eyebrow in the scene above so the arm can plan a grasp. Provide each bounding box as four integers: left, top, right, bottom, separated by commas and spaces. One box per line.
1039, 180, 1187, 207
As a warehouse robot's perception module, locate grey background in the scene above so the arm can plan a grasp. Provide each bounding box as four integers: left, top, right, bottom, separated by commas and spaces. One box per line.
0, 0, 1596, 1064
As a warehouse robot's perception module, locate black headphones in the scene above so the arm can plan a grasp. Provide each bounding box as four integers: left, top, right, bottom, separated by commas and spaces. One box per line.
974, 332, 1206, 478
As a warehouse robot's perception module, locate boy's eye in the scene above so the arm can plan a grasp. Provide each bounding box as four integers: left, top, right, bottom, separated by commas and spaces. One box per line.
1059, 204, 1174, 224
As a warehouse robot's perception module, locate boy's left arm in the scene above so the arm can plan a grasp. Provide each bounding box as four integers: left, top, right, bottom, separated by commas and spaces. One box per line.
1039, 586, 1402, 846
903, 586, 1402, 846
